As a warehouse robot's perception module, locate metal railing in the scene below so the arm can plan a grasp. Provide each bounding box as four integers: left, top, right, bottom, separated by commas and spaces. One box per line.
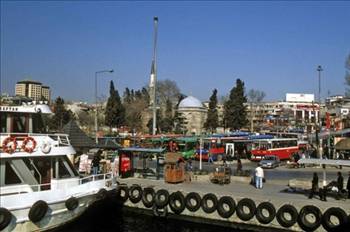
1, 172, 114, 196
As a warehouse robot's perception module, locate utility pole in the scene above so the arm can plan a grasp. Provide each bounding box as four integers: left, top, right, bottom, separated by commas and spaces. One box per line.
317, 65, 323, 158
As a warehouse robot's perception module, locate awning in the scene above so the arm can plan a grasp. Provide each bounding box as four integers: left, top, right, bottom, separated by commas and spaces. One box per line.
335, 138, 350, 150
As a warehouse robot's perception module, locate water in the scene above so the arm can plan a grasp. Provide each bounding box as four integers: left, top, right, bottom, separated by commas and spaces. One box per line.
58, 200, 250, 232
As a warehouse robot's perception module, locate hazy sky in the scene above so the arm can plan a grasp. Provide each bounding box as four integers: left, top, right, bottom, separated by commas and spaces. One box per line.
1, 1, 349, 103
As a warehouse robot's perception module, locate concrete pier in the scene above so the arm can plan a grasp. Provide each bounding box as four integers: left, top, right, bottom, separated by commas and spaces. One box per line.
117, 175, 350, 232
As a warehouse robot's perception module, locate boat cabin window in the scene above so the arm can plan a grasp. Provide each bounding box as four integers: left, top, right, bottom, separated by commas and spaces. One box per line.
5, 161, 22, 185
52, 156, 78, 179
1, 112, 7, 133
12, 113, 27, 133
32, 113, 46, 133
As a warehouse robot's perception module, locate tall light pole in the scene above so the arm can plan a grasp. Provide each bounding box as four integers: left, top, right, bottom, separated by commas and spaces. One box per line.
316, 65, 323, 158
95, 69, 114, 144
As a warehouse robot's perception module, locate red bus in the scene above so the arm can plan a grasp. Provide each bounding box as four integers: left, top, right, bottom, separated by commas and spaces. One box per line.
250, 138, 299, 161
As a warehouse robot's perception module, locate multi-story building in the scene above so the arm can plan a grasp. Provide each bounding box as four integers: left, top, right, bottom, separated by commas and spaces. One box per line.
325, 95, 350, 130
15, 80, 51, 102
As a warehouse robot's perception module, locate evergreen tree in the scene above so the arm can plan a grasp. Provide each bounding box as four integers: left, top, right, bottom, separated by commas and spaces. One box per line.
204, 89, 219, 133
123, 87, 132, 104
105, 81, 125, 132
223, 79, 248, 131
49, 97, 74, 131
345, 54, 350, 96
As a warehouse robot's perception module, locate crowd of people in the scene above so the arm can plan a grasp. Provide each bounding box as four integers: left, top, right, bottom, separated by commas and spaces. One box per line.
309, 171, 350, 201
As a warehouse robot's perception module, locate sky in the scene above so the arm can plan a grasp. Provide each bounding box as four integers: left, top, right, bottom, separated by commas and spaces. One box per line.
1, 1, 350, 103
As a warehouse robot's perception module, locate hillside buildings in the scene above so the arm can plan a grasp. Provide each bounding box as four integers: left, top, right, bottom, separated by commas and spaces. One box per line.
15, 80, 51, 102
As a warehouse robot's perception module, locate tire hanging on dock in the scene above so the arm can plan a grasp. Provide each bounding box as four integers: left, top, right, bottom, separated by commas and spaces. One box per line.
236, 198, 256, 221
185, 192, 201, 212
276, 204, 298, 228
201, 193, 218, 214
169, 191, 186, 214
217, 196, 236, 218
129, 185, 142, 203
117, 185, 129, 202
142, 187, 155, 208
297, 205, 322, 231
152, 204, 168, 217
0, 207, 12, 230
321, 207, 348, 232
65, 197, 79, 211
28, 200, 48, 223
155, 189, 169, 208
255, 202, 276, 224
96, 188, 108, 201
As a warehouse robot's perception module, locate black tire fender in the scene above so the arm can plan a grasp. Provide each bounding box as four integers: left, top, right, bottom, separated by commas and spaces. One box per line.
256, 202, 276, 224
28, 200, 48, 223
65, 197, 79, 211
155, 189, 169, 208
236, 198, 256, 221
0, 207, 12, 230
201, 193, 218, 214
96, 188, 108, 201
185, 192, 201, 212
152, 204, 168, 217
142, 187, 155, 208
297, 205, 322, 232
217, 196, 236, 218
117, 185, 129, 202
276, 204, 298, 228
322, 207, 348, 232
169, 191, 185, 214
129, 185, 142, 203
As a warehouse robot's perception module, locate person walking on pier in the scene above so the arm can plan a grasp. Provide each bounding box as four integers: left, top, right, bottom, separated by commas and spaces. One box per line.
308, 172, 319, 199
255, 164, 264, 189
347, 171, 350, 199
336, 172, 344, 200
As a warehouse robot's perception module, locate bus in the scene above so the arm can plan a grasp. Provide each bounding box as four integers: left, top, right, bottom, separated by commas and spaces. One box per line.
250, 138, 299, 161
195, 137, 225, 161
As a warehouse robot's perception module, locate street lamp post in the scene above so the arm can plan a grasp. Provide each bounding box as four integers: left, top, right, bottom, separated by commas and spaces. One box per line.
316, 65, 323, 158
95, 69, 114, 144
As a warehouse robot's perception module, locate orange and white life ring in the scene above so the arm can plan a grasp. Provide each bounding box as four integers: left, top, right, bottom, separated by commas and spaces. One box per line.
22, 137, 36, 153
2, 137, 17, 154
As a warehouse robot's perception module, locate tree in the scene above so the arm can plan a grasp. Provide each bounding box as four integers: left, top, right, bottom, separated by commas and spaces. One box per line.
247, 89, 266, 132
159, 98, 174, 133
223, 79, 248, 131
49, 97, 74, 131
204, 89, 219, 133
105, 81, 125, 132
173, 95, 188, 134
123, 87, 149, 132
156, 79, 181, 107
345, 54, 350, 96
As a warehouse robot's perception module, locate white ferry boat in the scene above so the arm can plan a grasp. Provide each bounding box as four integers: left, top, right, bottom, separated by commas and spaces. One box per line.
0, 100, 116, 231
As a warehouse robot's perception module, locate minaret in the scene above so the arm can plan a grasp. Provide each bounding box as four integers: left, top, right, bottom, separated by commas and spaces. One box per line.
149, 16, 158, 135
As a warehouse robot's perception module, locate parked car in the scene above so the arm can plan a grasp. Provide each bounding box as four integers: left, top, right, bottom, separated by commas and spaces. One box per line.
259, 155, 280, 169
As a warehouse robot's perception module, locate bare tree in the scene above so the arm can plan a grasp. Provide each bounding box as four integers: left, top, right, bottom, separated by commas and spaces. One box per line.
248, 89, 266, 132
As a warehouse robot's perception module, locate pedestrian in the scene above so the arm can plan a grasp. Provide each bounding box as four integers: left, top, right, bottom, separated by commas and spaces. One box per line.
236, 159, 243, 175
347, 171, 350, 199
208, 154, 214, 164
309, 172, 319, 199
300, 151, 306, 168
255, 164, 264, 189
92, 150, 101, 175
336, 171, 344, 200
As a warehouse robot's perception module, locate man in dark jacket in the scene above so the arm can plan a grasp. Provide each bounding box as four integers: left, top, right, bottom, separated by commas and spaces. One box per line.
309, 172, 319, 199
347, 171, 350, 199
336, 172, 344, 200
92, 151, 102, 175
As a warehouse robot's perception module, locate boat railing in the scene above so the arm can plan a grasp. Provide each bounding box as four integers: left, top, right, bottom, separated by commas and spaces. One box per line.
3, 172, 114, 196
0, 132, 72, 148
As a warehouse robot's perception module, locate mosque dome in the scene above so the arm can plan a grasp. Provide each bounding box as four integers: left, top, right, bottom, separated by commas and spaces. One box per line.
178, 96, 203, 108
